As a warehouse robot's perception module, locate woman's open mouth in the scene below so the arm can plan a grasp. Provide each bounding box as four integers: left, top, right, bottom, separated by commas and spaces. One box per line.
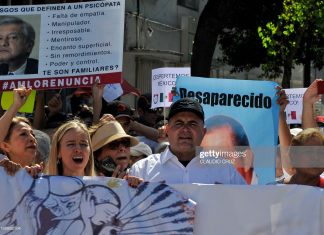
72, 156, 84, 164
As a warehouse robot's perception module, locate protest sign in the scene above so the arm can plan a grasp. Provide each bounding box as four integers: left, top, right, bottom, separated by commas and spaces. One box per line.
174, 184, 324, 235
151, 67, 190, 108
102, 79, 141, 102
0, 0, 124, 91
0, 169, 195, 235
284, 88, 306, 124
1, 169, 322, 235
103, 83, 123, 102
1, 90, 36, 113
174, 76, 280, 184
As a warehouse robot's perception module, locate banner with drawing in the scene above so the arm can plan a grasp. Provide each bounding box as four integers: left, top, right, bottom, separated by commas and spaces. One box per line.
0, 0, 124, 91
0, 169, 195, 235
174, 76, 280, 184
0, 169, 323, 235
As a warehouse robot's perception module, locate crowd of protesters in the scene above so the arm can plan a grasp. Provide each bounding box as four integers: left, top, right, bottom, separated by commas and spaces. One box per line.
0, 79, 323, 188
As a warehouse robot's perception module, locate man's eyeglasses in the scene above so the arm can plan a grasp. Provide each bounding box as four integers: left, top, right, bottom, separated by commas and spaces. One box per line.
107, 138, 131, 150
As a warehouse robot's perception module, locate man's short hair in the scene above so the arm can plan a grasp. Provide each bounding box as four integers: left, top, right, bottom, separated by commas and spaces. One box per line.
168, 97, 205, 121
0, 16, 35, 55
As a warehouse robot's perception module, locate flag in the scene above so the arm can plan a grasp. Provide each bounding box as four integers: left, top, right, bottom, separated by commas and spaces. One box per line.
160, 93, 164, 102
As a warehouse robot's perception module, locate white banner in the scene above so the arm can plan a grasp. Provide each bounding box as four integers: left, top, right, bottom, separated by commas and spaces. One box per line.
151, 67, 190, 108
0, 0, 125, 90
173, 184, 324, 235
0, 169, 195, 235
0, 168, 323, 235
284, 88, 306, 124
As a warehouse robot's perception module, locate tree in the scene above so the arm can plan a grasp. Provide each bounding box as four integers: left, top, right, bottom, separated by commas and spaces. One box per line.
191, 0, 282, 78
192, 0, 323, 88
190, 0, 228, 77
258, 0, 324, 88
218, 1, 283, 74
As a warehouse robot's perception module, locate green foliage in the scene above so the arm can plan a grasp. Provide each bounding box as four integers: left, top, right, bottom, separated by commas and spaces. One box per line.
258, 0, 324, 65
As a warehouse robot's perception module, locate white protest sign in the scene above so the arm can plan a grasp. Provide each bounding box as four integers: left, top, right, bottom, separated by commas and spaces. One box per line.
151, 67, 190, 108
0, 0, 124, 91
103, 83, 123, 102
284, 88, 306, 124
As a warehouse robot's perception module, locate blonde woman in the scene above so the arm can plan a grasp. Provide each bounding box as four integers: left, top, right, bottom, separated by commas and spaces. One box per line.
46, 119, 95, 176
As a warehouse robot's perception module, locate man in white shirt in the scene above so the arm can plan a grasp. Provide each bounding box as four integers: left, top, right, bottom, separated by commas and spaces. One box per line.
130, 97, 246, 184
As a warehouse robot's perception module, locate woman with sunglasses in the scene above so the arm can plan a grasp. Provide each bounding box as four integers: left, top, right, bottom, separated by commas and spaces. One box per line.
89, 120, 142, 182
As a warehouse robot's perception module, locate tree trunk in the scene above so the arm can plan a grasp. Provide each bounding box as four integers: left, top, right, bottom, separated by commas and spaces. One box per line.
191, 0, 221, 77
303, 59, 311, 87
282, 60, 292, 88
303, 39, 311, 87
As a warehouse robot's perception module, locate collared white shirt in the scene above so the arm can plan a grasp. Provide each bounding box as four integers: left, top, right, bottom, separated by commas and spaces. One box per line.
130, 147, 247, 184
8, 61, 27, 75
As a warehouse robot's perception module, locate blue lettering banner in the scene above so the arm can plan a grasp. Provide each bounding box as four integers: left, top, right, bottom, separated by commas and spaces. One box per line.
174, 76, 280, 184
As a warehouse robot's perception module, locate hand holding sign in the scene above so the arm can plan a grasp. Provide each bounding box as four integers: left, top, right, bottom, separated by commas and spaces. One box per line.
303, 79, 322, 105
276, 86, 289, 112
14, 87, 32, 108
1, 88, 35, 113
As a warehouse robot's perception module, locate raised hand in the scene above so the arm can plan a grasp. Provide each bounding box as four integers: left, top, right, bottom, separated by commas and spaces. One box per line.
276, 86, 289, 113
12, 87, 32, 110
303, 79, 322, 105
47, 93, 63, 115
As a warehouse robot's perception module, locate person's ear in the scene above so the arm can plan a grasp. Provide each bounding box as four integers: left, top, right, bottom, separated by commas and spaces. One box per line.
0, 141, 11, 154
165, 123, 170, 137
203, 127, 207, 136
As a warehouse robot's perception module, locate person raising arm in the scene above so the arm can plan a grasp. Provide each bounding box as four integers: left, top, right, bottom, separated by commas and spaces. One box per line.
302, 79, 322, 129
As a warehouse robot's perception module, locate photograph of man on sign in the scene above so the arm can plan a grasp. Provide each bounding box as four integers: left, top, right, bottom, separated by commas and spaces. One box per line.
0, 16, 38, 75
201, 114, 255, 184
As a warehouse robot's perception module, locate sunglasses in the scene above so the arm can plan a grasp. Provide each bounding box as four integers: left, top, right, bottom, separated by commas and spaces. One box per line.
107, 138, 131, 150
146, 108, 163, 114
